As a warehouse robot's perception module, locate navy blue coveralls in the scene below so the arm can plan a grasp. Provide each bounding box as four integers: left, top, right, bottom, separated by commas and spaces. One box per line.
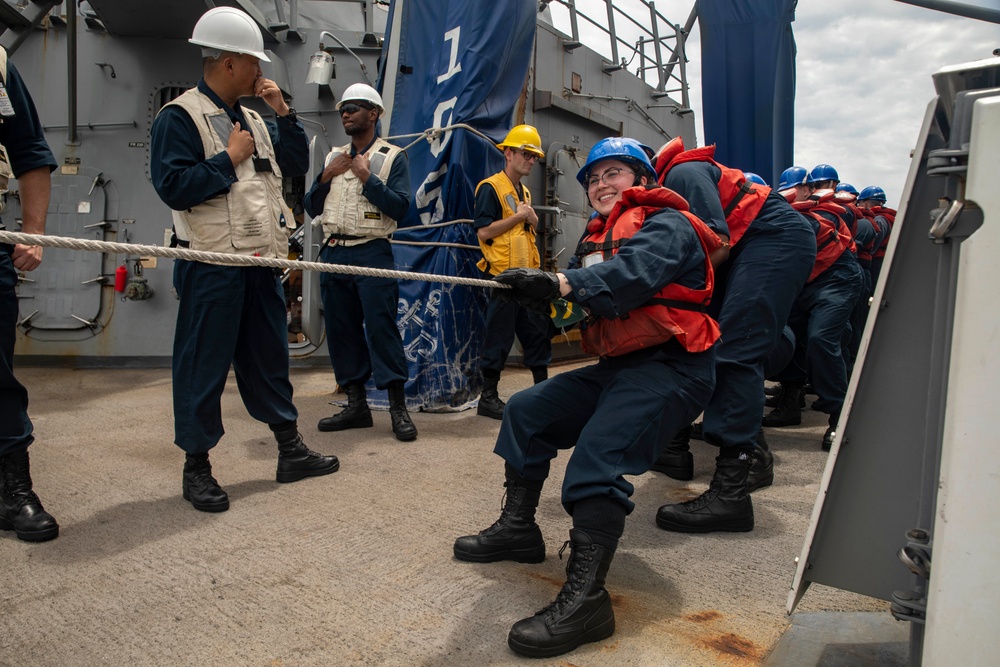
495, 207, 716, 513
473, 182, 552, 375
150, 80, 309, 453
779, 210, 864, 416
0, 57, 57, 458
663, 162, 816, 453
847, 211, 877, 368
303, 138, 410, 390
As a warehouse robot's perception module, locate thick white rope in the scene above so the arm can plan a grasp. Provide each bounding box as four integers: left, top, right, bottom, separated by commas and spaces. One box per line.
0, 230, 507, 289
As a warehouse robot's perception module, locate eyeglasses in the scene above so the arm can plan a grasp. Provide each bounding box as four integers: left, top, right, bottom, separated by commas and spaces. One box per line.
584, 167, 635, 189
340, 103, 373, 116
515, 149, 541, 162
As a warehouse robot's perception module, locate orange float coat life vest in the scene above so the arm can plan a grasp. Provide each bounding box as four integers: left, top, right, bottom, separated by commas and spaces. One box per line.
788, 190, 857, 282
653, 137, 770, 247
574, 187, 723, 357
871, 206, 897, 259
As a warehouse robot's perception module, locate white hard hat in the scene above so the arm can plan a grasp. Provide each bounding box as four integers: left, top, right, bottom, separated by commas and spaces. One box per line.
189, 7, 270, 63
336, 83, 384, 116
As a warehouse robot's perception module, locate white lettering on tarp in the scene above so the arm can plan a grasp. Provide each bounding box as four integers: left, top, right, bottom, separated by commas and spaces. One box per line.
436, 27, 463, 84
414, 163, 448, 225
429, 97, 458, 158
413, 24, 465, 225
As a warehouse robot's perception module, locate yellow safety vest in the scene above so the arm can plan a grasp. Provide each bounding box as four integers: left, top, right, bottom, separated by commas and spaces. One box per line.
475, 171, 539, 275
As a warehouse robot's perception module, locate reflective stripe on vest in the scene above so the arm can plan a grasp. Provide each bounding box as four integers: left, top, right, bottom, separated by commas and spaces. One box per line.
320, 137, 402, 246
475, 170, 539, 275
163, 89, 290, 259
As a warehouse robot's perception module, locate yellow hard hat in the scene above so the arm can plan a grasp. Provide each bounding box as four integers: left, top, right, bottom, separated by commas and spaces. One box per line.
497, 125, 545, 158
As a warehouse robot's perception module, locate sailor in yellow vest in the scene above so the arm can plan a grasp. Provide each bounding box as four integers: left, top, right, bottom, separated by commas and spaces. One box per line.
474, 125, 552, 419
150, 7, 339, 513
303, 84, 417, 442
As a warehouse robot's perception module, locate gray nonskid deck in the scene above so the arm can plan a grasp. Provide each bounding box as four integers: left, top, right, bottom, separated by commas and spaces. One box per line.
1, 364, 889, 666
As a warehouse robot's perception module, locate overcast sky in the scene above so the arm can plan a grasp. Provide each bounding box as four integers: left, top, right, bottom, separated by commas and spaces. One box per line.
688, 1, 997, 204
566, 1, 998, 206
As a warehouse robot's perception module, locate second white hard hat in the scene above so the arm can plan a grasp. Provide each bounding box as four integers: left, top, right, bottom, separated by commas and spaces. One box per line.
336, 83, 384, 116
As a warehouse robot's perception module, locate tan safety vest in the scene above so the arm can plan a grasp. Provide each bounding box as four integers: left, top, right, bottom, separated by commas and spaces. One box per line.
475, 171, 539, 275
161, 88, 293, 259
0, 47, 14, 203
319, 137, 402, 246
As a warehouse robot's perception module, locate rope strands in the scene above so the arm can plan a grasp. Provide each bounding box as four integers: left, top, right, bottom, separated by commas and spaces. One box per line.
0, 231, 507, 290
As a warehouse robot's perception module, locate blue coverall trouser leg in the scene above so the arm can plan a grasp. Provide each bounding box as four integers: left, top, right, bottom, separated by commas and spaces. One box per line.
701, 208, 816, 451
172, 262, 298, 453
846, 259, 873, 372
0, 247, 33, 456
786, 256, 864, 415
480, 290, 553, 373
320, 240, 408, 389
495, 342, 715, 514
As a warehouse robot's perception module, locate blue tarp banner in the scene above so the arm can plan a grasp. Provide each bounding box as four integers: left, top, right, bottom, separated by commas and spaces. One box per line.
376, 0, 537, 410
697, 0, 797, 186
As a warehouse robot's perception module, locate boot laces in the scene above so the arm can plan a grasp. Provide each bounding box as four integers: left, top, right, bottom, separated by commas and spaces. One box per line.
1, 456, 37, 504
482, 485, 517, 535
539, 541, 595, 616
186, 462, 220, 491
6, 488, 43, 511
389, 405, 412, 423
678, 485, 721, 511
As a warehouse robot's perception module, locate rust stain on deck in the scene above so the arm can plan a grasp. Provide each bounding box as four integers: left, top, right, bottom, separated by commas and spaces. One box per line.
685, 610, 723, 623
702, 632, 764, 663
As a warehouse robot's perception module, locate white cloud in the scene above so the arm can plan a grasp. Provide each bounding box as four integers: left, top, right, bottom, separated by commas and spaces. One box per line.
680, 1, 997, 204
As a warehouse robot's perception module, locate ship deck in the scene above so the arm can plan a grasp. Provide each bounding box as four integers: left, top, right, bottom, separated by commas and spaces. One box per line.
1, 363, 903, 666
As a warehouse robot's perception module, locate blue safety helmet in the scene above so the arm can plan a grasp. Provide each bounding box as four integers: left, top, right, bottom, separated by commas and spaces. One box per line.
577, 137, 656, 187
836, 183, 859, 195
777, 166, 808, 191
807, 163, 839, 184
858, 186, 887, 203
743, 172, 767, 186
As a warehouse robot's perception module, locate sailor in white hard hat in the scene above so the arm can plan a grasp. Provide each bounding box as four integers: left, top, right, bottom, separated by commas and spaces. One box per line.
304, 82, 418, 442
149, 7, 339, 513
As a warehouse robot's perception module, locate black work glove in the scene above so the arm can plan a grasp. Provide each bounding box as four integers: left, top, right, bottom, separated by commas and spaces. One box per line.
494, 268, 562, 316
494, 268, 561, 299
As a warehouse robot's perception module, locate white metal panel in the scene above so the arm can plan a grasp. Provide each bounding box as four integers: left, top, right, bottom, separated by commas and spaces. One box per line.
923, 96, 1000, 666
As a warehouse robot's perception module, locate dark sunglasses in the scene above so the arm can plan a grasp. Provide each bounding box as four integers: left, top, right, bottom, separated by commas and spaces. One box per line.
340, 102, 374, 115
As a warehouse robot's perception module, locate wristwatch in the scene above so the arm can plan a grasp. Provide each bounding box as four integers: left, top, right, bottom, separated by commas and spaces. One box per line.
279, 107, 298, 123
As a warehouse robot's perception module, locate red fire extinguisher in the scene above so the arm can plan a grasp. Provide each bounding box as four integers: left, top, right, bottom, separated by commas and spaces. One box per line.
115, 264, 128, 292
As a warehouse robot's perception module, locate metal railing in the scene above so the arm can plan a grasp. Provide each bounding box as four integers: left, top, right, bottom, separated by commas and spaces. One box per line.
540, 0, 692, 108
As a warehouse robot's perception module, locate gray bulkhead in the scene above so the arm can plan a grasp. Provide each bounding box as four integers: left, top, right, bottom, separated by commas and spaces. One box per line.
5, 0, 693, 366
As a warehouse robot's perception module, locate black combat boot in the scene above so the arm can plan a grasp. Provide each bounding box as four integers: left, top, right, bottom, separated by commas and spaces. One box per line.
182, 452, 229, 513
651, 424, 694, 480
821, 412, 840, 451
530, 366, 548, 385
507, 529, 616, 658
454, 465, 545, 563
477, 373, 505, 420
690, 421, 705, 441
656, 454, 754, 533
317, 383, 373, 432
762, 381, 803, 427
387, 381, 417, 441
272, 424, 339, 483
764, 383, 807, 408
747, 428, 774, 492
0, 450, 59, 542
